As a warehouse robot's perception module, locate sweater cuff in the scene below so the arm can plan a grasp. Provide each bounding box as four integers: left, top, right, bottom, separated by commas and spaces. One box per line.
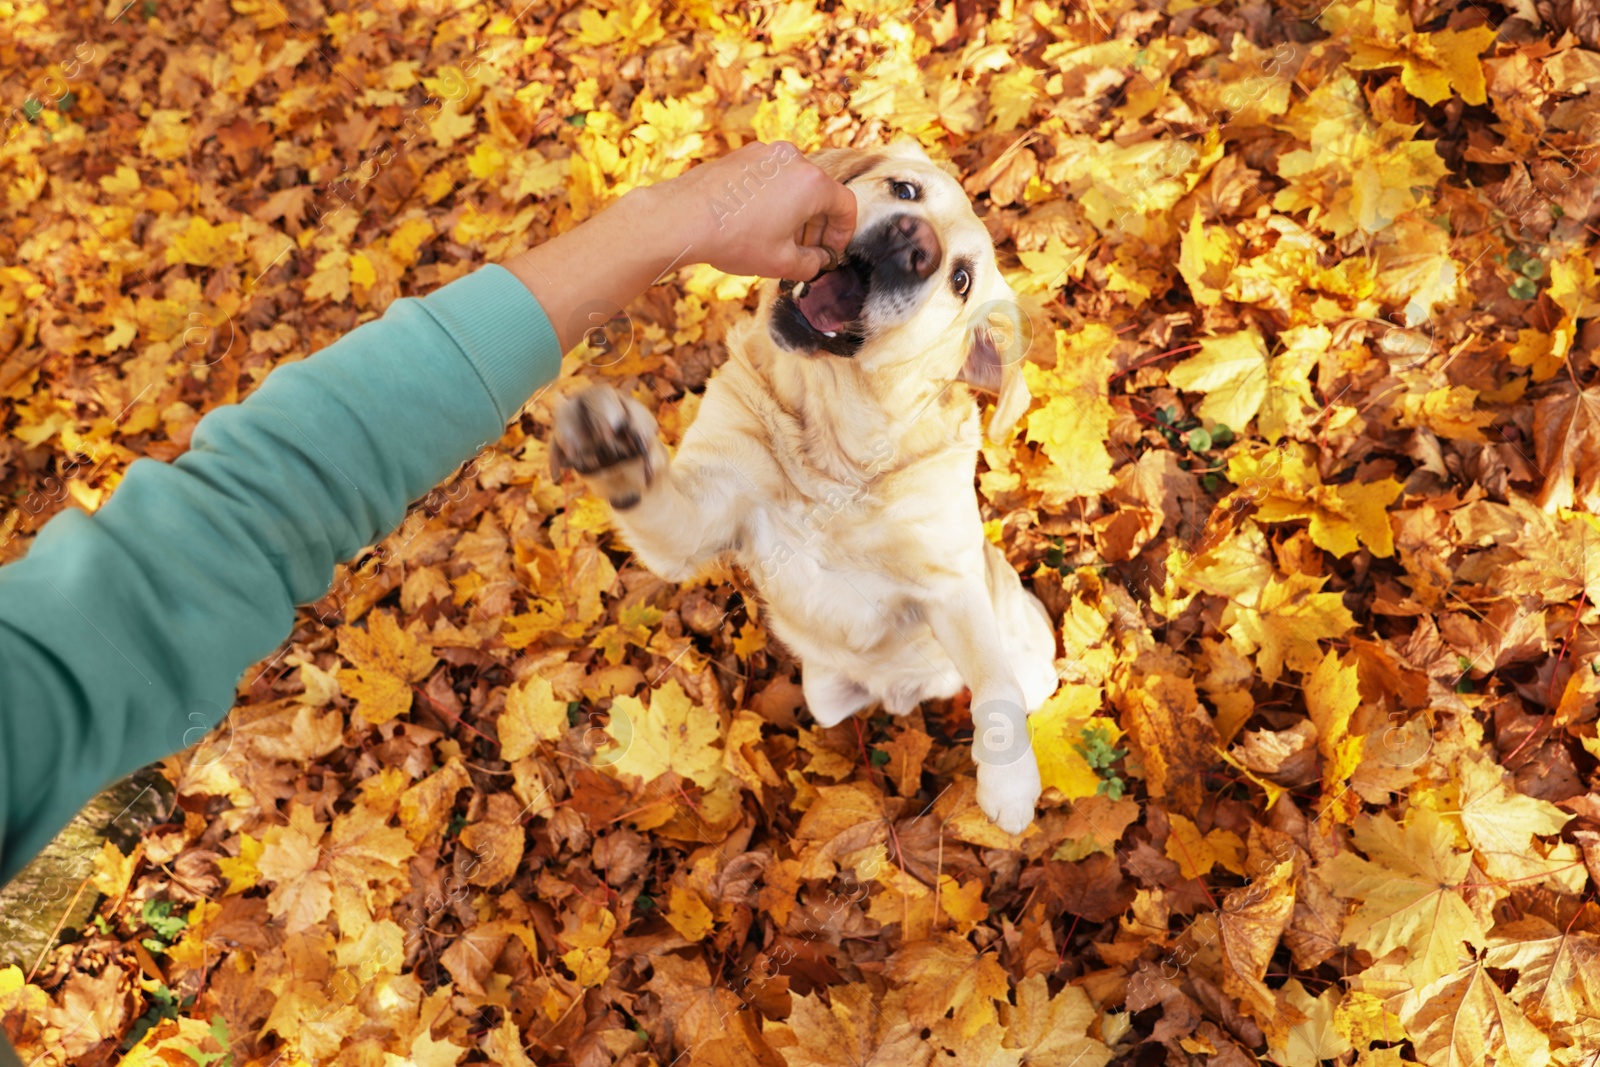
418, 263, 564, 424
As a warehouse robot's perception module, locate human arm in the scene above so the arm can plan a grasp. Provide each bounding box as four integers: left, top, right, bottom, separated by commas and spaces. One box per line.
502, 140, 857, 351
0, 140, 856, 895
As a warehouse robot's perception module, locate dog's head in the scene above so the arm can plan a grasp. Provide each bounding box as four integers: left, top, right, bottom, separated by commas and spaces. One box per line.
765, 141, 1032, 441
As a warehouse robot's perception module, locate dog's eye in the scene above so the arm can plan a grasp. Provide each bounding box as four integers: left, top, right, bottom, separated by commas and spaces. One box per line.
951, 266, 971, 298
890, 180, 918, 201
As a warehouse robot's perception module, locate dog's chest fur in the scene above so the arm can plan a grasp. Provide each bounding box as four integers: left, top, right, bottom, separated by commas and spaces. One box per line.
706, 338, 991, 662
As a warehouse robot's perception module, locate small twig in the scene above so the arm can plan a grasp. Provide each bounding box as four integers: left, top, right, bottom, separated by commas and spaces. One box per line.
27, 874, 93, 983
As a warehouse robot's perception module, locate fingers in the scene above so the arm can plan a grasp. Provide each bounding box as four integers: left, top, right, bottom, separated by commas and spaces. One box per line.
811, 169, 857, 255
793, 161, 856, 261
777, 243, 830, 282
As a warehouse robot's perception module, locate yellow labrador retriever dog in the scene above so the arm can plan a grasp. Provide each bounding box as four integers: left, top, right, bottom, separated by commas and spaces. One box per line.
549, 142, 1060, 833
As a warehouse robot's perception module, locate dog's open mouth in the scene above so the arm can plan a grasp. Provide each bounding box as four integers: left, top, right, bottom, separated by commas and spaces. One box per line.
794, 262, 869, 335
774, 257, 872, 356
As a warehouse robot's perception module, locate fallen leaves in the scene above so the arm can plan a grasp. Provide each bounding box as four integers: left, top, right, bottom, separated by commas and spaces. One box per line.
7, 0, 1600, 1065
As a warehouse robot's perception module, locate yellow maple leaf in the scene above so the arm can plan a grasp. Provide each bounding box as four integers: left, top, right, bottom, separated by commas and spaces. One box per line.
1165, 814, 1246, 880
99, 164, 141, 196
1509, 328, 1563, 383
1398, 384, 1497, 443
139, 109, 192, 160
305, 248, 352, 304
498, 675, 569, 761
398, 757, 473, 846
1445, 752, 1574, 887
86, 837, 139, 902
1271, 71, 1448, 237
1028, 685, 1113, 801
603, 679, 724, 788
427, 102, 478, 149
386, 217, 436, 267
1013, 237, 1082, 294
1024, 325, 1117, 503
338, 609, 437, 724
1346, 24, 1497, 106
1305, 649, 1364, 824
466, 140, 507, 180
996, 974, 1111, 1065
166, 217, 242, 269
216, 832, 264, 896
767, 986, 933, 1067
574, 0, 666, 50
1222, 571, 1357, 685
664, 884, 714, 941
501, 599, 566, 649
1267, 981, 1353, 1066
936, 876, 988, 935
257, 802, 332, 934
513, 147, 569, 200
1229, 446, 1403, 558
1178, 203, 1241, 306
1319, 808, 1485, 986
886, 933, 1010, 1037
1399, 961, 1553, 1067
349, 251, 377, 290
731, 621, 766, 659
560, 946, 612, 987
1484, 915, 1600, 1026
1166, 327, 1269, 432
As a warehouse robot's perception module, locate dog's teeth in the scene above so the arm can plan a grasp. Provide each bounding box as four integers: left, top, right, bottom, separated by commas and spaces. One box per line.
792, 281, 808, 299
824, 330, 838, 337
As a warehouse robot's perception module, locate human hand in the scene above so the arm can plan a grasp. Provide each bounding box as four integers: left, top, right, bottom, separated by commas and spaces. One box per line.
657, 141, 857, 281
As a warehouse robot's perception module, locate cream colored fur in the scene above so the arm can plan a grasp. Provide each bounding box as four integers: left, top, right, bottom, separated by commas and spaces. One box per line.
550, 142, 1059, 833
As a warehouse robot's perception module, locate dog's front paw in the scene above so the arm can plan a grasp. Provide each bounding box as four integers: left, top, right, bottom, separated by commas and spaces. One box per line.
975, 755, 1040, 835
549, 385, 662, 509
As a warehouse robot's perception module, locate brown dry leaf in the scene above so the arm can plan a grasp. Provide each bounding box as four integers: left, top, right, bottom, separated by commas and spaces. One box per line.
1534, 385, 1600, 513
1399, 962, 1553, 1067
885, 933, 1010, 1037
1116, 670, 1219, 816
766, 985, 933, 1067
1216, 859, 1298, 1043
399, 757, 474, 846
996, 974, 1113, 1067
42, 965, 128, 1060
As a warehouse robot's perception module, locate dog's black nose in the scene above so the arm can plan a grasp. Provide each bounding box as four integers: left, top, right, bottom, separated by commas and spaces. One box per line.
883, 214, 942, 281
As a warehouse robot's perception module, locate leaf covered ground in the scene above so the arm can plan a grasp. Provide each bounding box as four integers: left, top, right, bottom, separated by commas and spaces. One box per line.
4, 0, 1600, 1064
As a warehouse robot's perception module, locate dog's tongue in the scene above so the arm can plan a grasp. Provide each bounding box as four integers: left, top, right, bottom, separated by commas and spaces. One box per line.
795, 267, 866, 335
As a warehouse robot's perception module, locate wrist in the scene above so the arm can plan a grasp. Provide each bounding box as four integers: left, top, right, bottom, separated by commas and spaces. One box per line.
617, 179, 708, 279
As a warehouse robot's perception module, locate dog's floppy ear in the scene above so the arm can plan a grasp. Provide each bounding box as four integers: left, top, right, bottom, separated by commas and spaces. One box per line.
958, 298, 1033, 442
808, 147, 885, 185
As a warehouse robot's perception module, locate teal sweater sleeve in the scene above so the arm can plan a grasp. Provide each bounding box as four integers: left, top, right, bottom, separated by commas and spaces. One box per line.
0, 264, 561, 896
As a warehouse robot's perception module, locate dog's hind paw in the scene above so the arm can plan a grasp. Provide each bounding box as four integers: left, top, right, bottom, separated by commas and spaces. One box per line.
975, 756, 1040, 835
549, 385, 661, 509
